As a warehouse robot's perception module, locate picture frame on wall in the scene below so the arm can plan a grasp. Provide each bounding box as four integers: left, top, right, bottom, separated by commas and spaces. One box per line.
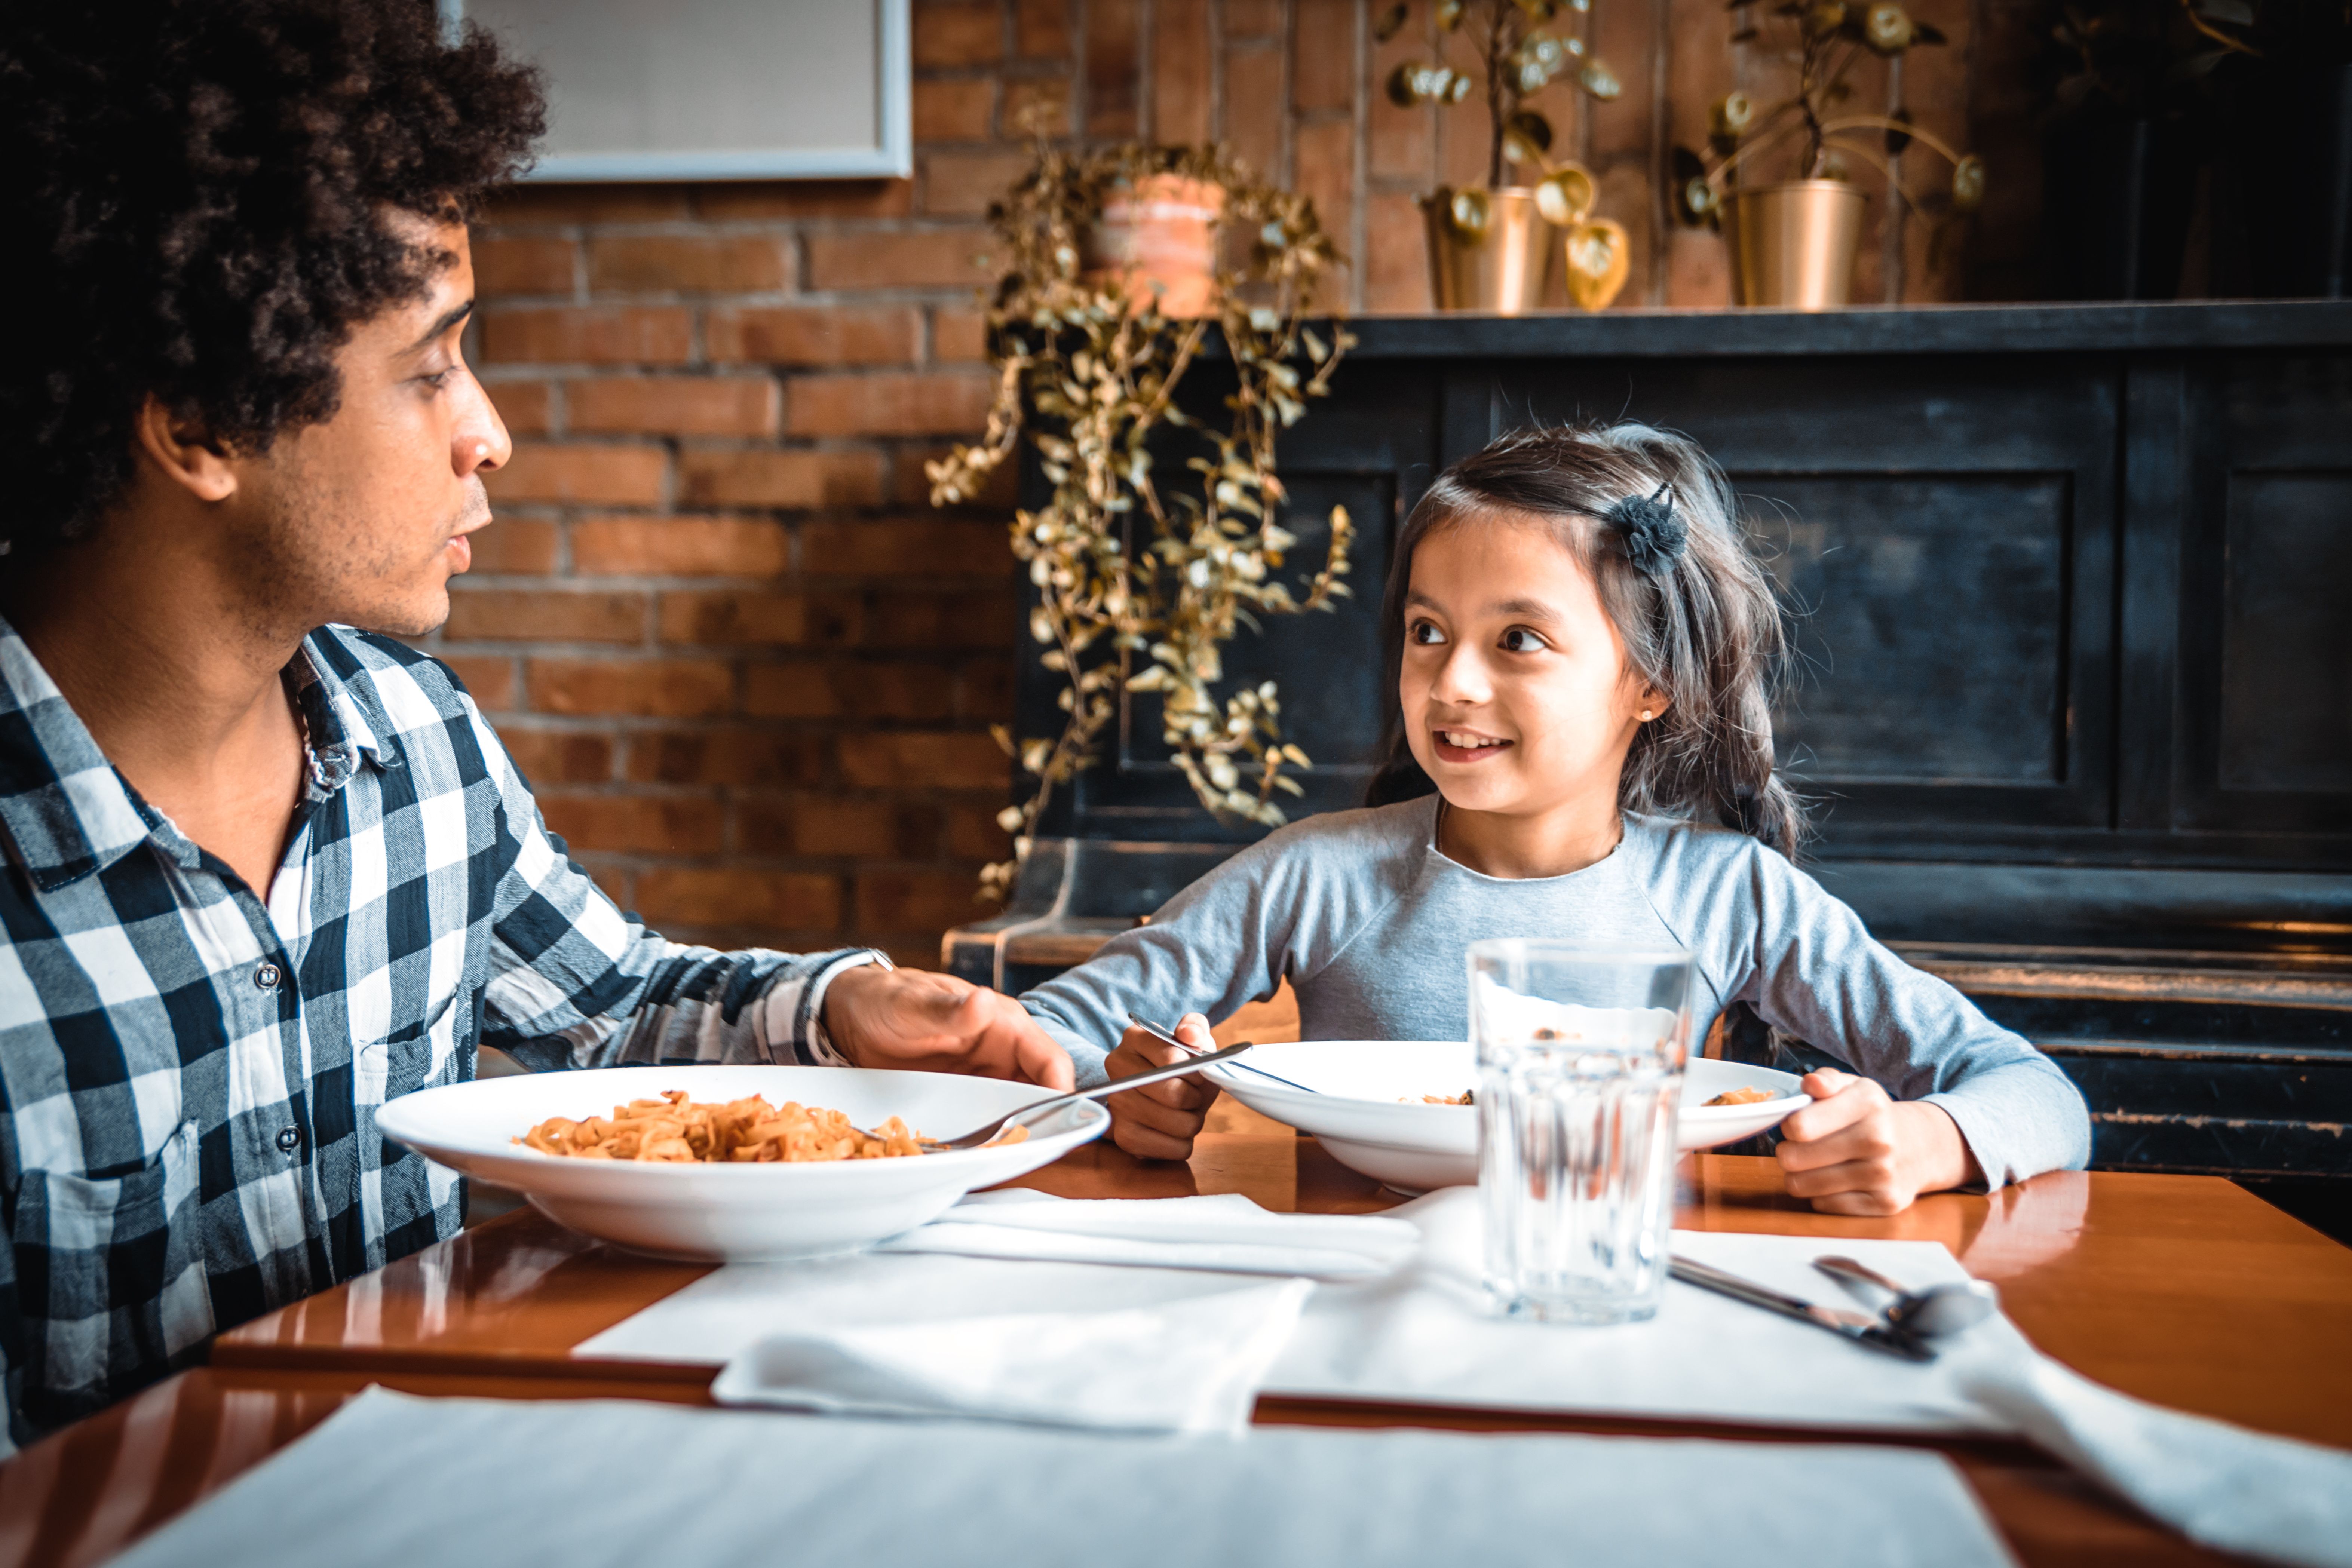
438, 0, 911, 181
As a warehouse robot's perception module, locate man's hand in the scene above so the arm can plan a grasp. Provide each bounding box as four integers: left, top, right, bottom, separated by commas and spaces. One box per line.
1774, 1068, 1980, 1215
1103, 1012, 1218, 1161
821, 965, 1073, 1091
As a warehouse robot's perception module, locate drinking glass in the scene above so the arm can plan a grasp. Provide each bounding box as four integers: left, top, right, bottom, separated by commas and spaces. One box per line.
1469, 939, 1696, 1324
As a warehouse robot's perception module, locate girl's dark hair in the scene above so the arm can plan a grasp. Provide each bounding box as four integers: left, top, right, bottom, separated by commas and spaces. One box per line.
1365, 421, 1806, 857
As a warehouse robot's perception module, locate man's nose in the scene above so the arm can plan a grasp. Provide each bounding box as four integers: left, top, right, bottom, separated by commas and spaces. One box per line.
458, 374, 513, 477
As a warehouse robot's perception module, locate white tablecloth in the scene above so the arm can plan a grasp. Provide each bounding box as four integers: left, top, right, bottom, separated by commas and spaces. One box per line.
107, 1387, 2016, 1568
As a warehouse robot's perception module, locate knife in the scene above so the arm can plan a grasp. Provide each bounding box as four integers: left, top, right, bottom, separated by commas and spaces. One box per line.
1669, 1254, 1937, 1362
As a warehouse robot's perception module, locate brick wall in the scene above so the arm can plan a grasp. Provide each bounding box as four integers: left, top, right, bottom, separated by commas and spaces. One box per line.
442, 0, 2018, 969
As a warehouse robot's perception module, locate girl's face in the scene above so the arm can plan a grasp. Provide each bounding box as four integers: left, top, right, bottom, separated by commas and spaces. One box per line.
1399, 515, 1658, 824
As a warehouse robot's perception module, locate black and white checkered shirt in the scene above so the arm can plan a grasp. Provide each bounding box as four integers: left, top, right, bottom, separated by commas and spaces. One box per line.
0, 616, 877, 1449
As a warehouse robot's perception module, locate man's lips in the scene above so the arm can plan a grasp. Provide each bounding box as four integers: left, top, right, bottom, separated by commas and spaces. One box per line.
445, 533, 472, 571
1432, 727, 1514, 765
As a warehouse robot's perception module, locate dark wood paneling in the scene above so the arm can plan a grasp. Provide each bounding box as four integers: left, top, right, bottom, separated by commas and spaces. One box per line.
2221, 473, 2352, 795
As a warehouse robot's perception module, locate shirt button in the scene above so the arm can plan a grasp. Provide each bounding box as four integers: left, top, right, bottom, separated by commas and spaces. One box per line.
255, 963, 282, 991
276, 1126, 302, 1153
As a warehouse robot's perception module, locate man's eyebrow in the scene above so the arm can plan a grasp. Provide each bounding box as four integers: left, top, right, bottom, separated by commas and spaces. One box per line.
404, 299, 475, 353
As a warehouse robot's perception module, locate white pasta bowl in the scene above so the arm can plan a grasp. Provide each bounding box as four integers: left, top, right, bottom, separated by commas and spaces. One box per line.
375, 1065, 1108, 1262
1202, 1041, 1809, 1194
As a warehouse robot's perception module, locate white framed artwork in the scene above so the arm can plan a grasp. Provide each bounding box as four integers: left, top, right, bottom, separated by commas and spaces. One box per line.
440, 0, 911, 181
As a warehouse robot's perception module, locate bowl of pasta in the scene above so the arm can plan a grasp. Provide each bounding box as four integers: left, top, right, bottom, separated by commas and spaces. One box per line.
1202, 1043, 1807, 1193
374, 1065, 1108, 1261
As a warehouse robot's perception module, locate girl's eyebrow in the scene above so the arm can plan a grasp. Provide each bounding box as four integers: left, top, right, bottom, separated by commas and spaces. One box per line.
1487, 597, 1561, 622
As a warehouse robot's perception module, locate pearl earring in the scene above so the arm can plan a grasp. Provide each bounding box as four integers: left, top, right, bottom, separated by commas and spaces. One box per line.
1638, 709, 1654, 722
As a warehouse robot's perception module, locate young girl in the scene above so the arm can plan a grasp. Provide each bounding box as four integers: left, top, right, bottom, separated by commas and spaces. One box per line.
1021, 422, 2089, 1215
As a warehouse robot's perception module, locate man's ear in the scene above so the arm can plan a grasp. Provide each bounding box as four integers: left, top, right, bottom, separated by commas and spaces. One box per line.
133, 396, 239, 503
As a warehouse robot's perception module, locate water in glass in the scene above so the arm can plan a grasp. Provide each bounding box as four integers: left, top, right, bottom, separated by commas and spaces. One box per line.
1470, 939, 1695, 1324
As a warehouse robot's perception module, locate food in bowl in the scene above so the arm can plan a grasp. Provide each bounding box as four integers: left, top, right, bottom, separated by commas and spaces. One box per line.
1405, 1090, 1475, 1105
517, 1089, 974, 1163
1703, 1085, 1776, 1107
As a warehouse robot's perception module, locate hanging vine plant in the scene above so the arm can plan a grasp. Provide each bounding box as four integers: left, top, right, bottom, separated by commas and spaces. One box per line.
927, 141, 1356, 902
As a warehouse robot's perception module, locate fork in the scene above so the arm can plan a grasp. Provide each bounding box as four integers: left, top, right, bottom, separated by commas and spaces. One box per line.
1124, 1013, 1325, 1096
863, 1038, 1258, 1152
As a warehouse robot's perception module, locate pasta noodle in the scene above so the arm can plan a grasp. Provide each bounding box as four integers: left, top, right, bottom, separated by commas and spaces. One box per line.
1703, 1086, 1775, 1107
518, 1090, 935, 1163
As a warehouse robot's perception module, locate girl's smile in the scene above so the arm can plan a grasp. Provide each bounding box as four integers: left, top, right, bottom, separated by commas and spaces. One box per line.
1432, 726, 1515, 762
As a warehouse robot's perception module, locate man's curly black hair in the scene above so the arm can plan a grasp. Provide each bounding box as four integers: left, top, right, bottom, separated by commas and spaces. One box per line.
1, 0, 544, 557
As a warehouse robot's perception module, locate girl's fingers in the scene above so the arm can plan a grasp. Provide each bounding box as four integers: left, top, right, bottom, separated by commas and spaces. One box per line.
1778, 1069, 1880, 1145
1110, 1116, 1196, 1161
1110, 1087, 1206, 1138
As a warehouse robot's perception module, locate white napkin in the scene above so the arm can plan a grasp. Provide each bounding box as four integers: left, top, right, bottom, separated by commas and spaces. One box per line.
709, 1277, 1312, 1435
874, 1189, 1420, 1279
1954, 1337, 2352, 1568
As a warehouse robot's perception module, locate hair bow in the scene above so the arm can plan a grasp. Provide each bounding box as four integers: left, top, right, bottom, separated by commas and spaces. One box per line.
1606, 483, 1686, 576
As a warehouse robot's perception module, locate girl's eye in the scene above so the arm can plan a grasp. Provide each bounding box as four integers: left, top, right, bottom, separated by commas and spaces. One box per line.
1499, 626, 1550, 653
1408, 619, 1448, 646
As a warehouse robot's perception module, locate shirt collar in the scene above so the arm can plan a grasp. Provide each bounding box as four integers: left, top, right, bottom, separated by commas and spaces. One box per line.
0, 614, 399, 893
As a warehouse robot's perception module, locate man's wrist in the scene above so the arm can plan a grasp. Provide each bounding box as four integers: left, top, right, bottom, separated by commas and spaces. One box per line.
806, 950, 892, 1067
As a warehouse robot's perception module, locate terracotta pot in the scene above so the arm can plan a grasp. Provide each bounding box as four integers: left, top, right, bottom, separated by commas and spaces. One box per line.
1423, 186, 1555, 313
1723, 180, 1869, 310
1082, 174, 1224, 317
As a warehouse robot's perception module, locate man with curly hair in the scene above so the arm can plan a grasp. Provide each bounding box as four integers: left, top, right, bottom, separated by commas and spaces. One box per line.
0, 0, 1070, 1449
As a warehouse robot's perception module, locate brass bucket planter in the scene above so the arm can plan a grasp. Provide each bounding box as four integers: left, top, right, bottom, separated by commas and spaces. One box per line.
1723, 180, 1868, 309
1423, 186, 1555, 313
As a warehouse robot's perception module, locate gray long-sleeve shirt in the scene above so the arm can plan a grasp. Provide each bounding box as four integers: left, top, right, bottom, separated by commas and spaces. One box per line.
1022, 796, 2091, 1190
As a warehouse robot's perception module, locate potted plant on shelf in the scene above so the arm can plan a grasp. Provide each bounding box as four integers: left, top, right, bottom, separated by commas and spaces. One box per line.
1384, 0, 1634, 311
1674, 1, 1984, 308
928, 141, 1356, 903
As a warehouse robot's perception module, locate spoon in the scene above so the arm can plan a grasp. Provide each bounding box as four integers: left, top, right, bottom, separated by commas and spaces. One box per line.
1813, 1255, 2000, 1339
872, 1039, 1257, 1152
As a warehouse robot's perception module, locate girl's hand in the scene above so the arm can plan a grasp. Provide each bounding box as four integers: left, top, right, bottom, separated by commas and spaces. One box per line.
1102, 1012, 1218, 1161
1773, 1068, 1981, 1215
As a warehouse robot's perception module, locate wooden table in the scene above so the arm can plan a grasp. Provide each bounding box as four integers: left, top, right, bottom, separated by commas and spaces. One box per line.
8, 1100, 2352, 1568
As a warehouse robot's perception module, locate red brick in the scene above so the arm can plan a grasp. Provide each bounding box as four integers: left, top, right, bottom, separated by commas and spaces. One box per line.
863, 590, 1016, 649
1225, 43, 1284, 179
440, 655, 517, 710
479, 187, 690, 226
786, 371, 994, 437
804, 229, 991, 291
496, 728, 614, 784
481, 307, 693, 365
709, 306, 920, 366
1085, 0, 1143, 138
694, 182, 914, 221
1152, 0, 1212, 143
1002, 77, 1073, 138
528, 659, 733, 717
943, 800, 1015, 859
1015, 0, 1073, 57
445, 589, 646, 644
1294, 117, 1355, 309
915, 78, 997, 141
837, 731, 1007, 789
858, 869, 988, 934
569, 377, 779, 438
485, 380, 553, 437
1364, 190, 1432, 314
1368, 21, 1437, 183
572, 516, 789, 577
955, 654, 1017, 721
800, 517, 1006, 576
892, 445, 1017, 508
744, 662, 960, 721
463, 517, 558, 574
914, 2, 1002, 67
472, 234, 577, 295
658, 590, 858, 647
739, 797, 937, 859
1292, 0, 1356, 111
930, 307, 988, 362
626, 729, 824, 786
634, 868, 842, 929
678, 449, 885, 508
485, 444, 668, 506
539, 794, 726, 854
1223, 0, 1281, 36
921, 148, 1034, 217
588, 235, 789, 294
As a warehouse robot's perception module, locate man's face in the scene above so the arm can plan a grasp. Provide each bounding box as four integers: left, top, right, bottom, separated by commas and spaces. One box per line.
225, 217, 508, 638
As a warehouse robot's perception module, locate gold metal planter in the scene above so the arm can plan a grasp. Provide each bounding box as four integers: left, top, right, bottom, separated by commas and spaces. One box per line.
1723, 180, 1868, 310
1423, 186, 1555, 313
